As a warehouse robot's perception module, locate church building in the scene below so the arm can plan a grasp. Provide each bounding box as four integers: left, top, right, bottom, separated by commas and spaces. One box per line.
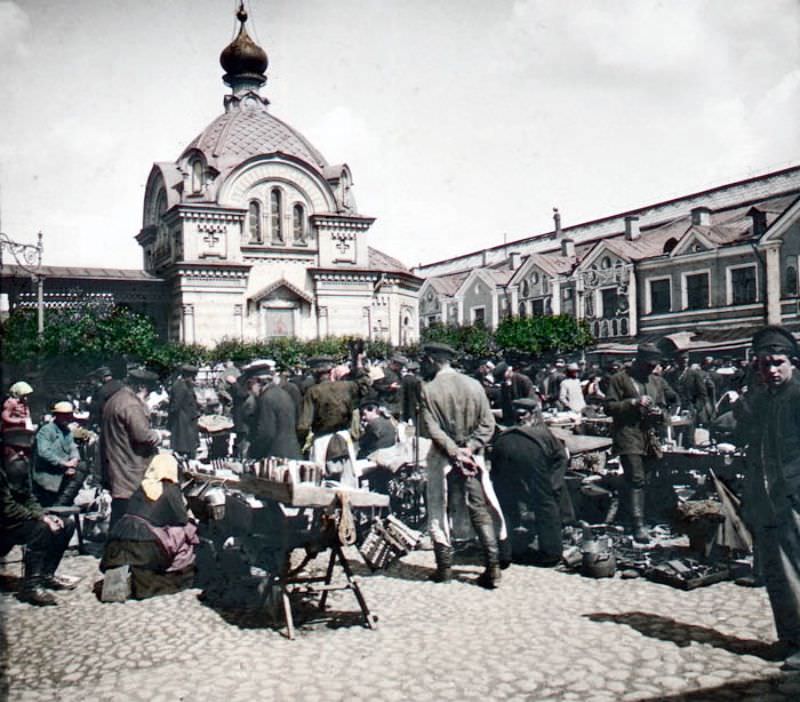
135, 5, 421, 347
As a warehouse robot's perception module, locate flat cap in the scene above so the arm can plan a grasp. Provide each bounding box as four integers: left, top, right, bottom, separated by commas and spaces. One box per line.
421, 342, 458, 359
512, 397, 541, 413
359, 394, 381, 410
241, 359, 276, 378
179, 363, 199, 375
492, 361, 509, 380
307, 355, 336, 370
752, 325, 798, 356
94, 366, 112, 379
636, 343, 663, 362
390, 353, 409, 366
2, 427, 36, 448
128, 367, 159, 384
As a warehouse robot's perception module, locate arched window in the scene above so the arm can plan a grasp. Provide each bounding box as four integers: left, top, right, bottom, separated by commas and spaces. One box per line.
248, 201, 262, 244
270, 189, 283, 244
663, 238, 678, 254
518, 301, 527, 318
191, 160, 203, 194
292, 203, 306, 244
521, 280, 529, 298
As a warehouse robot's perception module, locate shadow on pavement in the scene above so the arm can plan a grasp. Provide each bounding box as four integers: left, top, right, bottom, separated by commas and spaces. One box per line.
642, 672, 799, 701
585, 611, 786, 661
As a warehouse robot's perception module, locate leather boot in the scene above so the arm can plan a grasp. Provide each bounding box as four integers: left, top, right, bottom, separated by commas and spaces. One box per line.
474, 522, 502, 589
20, 547, 57, 606
630, 488, 649, 543
429, 542, 453, 583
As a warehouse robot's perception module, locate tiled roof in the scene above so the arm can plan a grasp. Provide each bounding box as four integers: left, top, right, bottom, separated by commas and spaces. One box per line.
183, 106, 328, 178
368, 247, 413, 275
428, 271, 469, 296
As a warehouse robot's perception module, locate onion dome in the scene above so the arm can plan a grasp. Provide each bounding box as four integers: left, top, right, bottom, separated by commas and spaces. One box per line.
220, 2, 268, 90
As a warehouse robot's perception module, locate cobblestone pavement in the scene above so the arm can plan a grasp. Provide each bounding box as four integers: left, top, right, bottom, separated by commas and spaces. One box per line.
2, 546, 800, 702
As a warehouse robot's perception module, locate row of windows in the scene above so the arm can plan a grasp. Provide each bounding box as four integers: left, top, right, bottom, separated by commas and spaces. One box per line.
647, 265, 757, 314
248, 189, 308, 246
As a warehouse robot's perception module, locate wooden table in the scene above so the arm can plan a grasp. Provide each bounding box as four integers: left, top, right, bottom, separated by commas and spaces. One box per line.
186, 470, 388, 639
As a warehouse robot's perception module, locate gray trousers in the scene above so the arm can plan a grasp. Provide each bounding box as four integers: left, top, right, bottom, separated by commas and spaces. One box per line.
755, 507, 800, 645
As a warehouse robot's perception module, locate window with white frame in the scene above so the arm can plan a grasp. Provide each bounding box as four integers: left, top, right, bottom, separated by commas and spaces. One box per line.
600, 287, 618, 319
648, 278, 671, 314
784, 256, 798, 297
472, 306, 486, 325
292, 203, 306, 244
531, 298, 545, 316
270, 188, 283, 244
685, 272, 710, 310
248, 201, 262, 244
729, 265, 757, 305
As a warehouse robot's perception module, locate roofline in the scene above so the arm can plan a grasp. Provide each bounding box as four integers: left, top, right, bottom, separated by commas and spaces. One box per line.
416, 163, 800, 272
0, 265, 164, 283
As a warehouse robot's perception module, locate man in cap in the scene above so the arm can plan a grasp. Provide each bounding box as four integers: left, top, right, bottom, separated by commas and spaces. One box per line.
168, 364, 201, 459
663, 348, 710, 443
249, 363, 302, 461
357, 397, 398, 459
400, 360, 423, 425
372, 353, 408, 418
298, 355, 370, 485
604, 343, 673, 543
32, 401, 88, 507
558, 362, 586, 414
1, 427, 79, 606
88, 366, 122, 430
491, 397, 570, 566
419, 342, 506, 588
542, 359, 567, 408
733, 325, 800, 669
493, 361, 538, 426
100, 367, 162, 528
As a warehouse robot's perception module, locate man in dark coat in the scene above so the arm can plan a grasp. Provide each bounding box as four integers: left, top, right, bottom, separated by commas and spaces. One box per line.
734, 326, 800, 670
250, 371, 302, 460
491, 398, 569, 566
168, 364, 201, 459
604, 343, 672, 543
373, 354, 407, 418
88, 366, 123, 430
100, 368, 162, 529
1, 428, 78, 606
664, 350, 710, 439
357, 399, 397, 459
400, 362, 423, 425
493, 361, 538, 426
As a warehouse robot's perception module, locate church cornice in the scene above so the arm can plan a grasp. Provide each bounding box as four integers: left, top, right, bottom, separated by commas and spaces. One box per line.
164, 261, 252, 280
310, 214, 375, 230
163, 205, 246, 225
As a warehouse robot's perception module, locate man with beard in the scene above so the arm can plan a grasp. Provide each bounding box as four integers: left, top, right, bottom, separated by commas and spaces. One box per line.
419, 342, 505, 589
734, 326, 800, 670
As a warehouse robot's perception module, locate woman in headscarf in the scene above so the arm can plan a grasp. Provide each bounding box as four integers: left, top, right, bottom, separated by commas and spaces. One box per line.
2, 381, 34, 432
100, 453, 198, 599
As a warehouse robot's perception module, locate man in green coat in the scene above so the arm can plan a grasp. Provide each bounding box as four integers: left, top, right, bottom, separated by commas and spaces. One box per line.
605, 343, 673, 543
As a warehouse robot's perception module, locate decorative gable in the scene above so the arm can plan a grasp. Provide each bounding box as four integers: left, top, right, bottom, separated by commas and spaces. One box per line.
669, 228, 717, 257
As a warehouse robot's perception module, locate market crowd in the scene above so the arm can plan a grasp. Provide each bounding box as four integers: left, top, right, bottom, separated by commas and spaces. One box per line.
2, 325, 800, 668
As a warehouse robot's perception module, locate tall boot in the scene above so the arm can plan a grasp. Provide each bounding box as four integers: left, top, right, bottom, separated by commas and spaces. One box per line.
474, 522, 502, 589
54, 467, 88, 507
430, 542, 453, 583
630, 488, 649, 544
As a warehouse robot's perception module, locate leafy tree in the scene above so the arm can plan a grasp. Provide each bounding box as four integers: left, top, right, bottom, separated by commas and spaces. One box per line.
420, 322, 494, 358
494, 315, 594, 356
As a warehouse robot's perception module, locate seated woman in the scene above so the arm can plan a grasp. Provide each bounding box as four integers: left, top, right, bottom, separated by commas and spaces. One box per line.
100, 453, 198, 600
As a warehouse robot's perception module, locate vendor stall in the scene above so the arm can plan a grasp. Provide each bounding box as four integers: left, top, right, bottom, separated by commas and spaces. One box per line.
185, 462, 388, 638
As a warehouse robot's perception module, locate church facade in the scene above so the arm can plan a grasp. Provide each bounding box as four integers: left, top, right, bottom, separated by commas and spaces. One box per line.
135, 7, 420, 347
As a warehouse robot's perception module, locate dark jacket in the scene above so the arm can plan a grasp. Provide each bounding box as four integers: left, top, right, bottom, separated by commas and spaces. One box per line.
168, 378, 200, 455
251, 385, 302, 459
400, 373, 423, 424
734, 377, 800, 526
604, 369, 671, 456
1, 452, 43, 530
373, 367, 401, 416
358, 416, 397, 459
499, 371, 537, 425
492, 423, 568, 487
100, 386, 161, 499
89, 379, 124, 428
298, 373, 369, 438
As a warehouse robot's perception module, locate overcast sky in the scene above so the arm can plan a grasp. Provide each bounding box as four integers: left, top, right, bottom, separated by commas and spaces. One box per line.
1, 0, 798, 270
